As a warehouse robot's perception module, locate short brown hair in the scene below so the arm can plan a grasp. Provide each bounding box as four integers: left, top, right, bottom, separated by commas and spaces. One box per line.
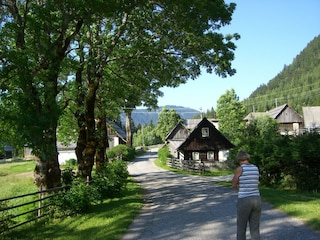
237, 150, 250, 162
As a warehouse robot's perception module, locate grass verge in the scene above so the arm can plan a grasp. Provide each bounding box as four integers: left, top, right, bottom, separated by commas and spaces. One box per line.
260, 187, 320, 232
4, 178, 143, 240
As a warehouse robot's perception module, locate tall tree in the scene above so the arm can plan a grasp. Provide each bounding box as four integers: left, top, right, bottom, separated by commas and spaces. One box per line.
156, 108, 183, 142
216, 89, 246, 146
1, 0, 240, 184
0, 0, 86, 190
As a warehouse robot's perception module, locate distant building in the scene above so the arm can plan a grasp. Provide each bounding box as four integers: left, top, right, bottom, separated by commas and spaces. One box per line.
302, 106, 320, 131
177, 117, 234, 162
24, 120, 127, 164
244, 103, 304, 135
166, 118, 234, 164
0, 145, 14, 159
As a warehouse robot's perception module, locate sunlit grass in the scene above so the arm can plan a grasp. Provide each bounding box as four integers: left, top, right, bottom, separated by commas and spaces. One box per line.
260, 187, 320, 231
4, 179, 143, 240
1, 160, 144, 239
0, 160, 37, 199
0, 159, 35, 176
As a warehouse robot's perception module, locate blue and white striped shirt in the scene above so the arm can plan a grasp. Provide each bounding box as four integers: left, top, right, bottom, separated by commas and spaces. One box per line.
238, 164, 260, 199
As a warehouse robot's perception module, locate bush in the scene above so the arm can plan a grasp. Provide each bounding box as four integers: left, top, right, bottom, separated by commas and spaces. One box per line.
106, 145, 135, 161
61, 167, 75, 186
157, 145, 171, 166
92, 161, 129, 200
52, 179, 99, 217
64, 158, 77, 167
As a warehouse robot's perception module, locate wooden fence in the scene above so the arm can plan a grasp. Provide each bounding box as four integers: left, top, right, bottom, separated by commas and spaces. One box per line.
167, 158, 205, 174
0, 186, 67, 235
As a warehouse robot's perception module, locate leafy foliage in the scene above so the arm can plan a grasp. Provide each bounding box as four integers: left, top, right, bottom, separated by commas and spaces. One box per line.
106, 145, 135, 162
156, 108, 183, 142
61, 168, 76, 186
235, 117, 320, 192
92, 161, 129, 200
157, 145, 172, 166
216, 89, 246, 145
133, 125, 162, 147
53, 160, 129, 216
53, 179, 99, 217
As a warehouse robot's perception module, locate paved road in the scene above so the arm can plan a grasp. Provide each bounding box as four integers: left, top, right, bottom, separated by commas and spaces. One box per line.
121, 149, 320, 240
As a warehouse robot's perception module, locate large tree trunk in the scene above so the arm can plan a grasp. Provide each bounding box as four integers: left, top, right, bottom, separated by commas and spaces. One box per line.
125, 110, 133, 147
77, 82, 99, 180
95, 113, 108, 169
34, 128, 61, 191
75, 113, 87, 175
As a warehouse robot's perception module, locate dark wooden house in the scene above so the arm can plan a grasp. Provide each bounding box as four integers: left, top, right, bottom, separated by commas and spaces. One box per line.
177, 117, 234, 161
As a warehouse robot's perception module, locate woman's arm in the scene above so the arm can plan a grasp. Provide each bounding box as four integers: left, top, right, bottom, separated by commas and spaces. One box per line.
232, 166, 242, 189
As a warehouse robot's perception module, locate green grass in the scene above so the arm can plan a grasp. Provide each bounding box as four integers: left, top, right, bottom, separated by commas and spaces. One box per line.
0, 160, 37, 199
1, 160, 143, 240
0, 159, 35, 176
260, 187, 320, 231
4, 179, 143, 240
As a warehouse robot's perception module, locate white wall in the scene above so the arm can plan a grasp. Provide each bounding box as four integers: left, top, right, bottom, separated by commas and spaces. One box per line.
58, 150, 77, 165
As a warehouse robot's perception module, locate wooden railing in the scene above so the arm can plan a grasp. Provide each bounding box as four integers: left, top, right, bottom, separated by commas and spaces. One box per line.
167, 158, 206, 174
0, 186, 67, 234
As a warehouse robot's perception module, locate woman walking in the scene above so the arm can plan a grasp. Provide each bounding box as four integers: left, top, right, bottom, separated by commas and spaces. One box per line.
232, 150, 261, 240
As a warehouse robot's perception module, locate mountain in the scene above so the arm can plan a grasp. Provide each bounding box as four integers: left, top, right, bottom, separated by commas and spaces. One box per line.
120, 105, 200, 126
243, 35, 320, 114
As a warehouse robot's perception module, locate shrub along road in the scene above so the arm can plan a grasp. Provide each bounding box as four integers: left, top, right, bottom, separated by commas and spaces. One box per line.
121, 149, 320, 240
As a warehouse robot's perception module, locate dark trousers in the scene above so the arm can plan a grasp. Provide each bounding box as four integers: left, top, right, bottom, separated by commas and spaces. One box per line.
237, 196, 261, 240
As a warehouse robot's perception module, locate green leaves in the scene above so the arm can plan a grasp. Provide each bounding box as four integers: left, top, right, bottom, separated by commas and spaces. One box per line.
216, 88, 246, 145
156, 108, 183, 142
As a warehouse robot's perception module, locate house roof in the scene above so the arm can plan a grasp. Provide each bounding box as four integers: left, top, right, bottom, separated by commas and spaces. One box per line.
245, 104, 303, 123
177, 117, 234, 151
267, 103, 288, 119
302, 106, 320, 128
106, 120, 127, 141
186, 118, 219, 129
244, 112, 268, 121
165, 122, 189, 141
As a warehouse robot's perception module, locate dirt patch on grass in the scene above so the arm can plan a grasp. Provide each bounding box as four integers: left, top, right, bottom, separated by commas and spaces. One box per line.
15, 171, 34, 178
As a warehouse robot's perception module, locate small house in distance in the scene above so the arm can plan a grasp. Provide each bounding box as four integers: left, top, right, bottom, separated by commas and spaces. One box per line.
106, 120, 127, 148
244, 103, 304, 135
177, 117, 234, 162
165, 122, 190, 159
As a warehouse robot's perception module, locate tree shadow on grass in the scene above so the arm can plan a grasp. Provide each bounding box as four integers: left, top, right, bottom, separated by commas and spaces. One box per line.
3, 181, 143, 240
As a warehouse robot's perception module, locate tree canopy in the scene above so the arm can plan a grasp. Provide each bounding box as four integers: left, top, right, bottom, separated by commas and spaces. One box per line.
216, 88, 246, 145
156, 108, 183, 142
0, 0, 239, 188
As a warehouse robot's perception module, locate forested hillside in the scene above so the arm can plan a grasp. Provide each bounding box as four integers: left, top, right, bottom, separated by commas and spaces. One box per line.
243, 35, 320, 114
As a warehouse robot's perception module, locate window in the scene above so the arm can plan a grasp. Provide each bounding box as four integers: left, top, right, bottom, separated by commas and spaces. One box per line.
201, 127, 209, 137
192, 152, 200, 160
207, 151, 215, 160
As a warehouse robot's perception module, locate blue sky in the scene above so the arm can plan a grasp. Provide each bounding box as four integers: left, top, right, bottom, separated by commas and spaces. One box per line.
156, 0, 320, 112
